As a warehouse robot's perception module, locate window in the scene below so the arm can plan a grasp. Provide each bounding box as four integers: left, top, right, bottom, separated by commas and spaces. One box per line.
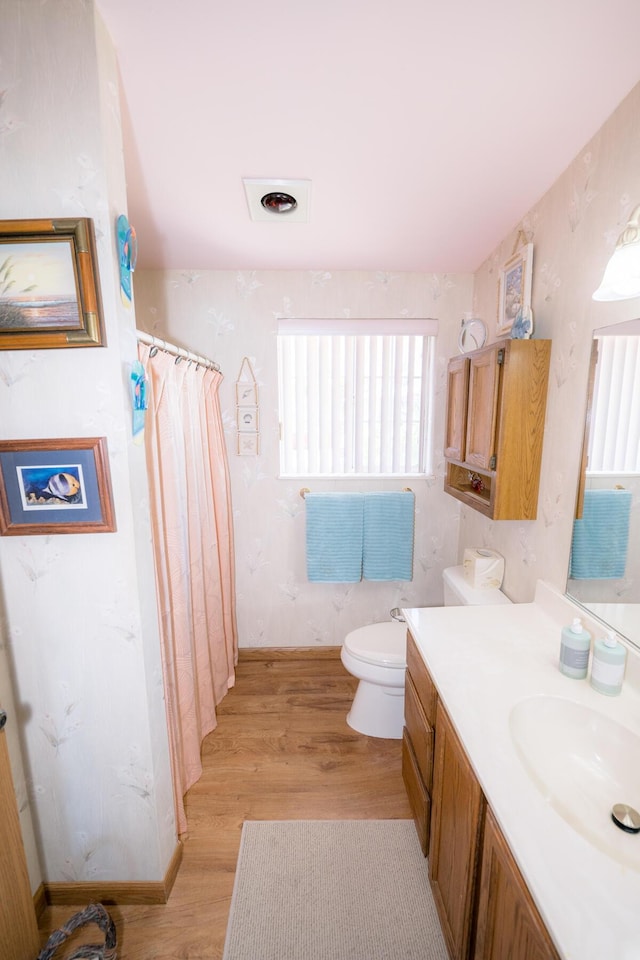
277, 318, 438, 477
588, 334, 640, 474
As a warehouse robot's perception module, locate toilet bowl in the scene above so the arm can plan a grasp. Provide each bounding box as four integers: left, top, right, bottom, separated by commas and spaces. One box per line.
341, 564, 512, 739
341, 622, 408, 739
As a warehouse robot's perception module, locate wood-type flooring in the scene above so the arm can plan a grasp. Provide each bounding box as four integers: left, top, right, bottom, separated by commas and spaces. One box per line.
37, 648, 412, 959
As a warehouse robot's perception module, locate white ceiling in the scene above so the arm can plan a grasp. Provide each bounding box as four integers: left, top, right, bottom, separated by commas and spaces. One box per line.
96, 0, 640, 274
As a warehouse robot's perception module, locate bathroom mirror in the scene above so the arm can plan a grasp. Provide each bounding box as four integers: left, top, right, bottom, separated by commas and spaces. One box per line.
566, 318, 640, 650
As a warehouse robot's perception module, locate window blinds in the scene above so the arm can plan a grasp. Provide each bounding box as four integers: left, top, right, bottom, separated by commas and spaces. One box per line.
589, 334, 640, 473
277, 320, 436, 476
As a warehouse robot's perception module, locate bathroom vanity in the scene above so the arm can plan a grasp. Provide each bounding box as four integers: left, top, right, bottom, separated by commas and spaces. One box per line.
402, 583, 640, 960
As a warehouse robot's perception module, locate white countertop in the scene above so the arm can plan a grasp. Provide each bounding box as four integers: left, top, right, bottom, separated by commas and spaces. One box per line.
402, 581, 640, 960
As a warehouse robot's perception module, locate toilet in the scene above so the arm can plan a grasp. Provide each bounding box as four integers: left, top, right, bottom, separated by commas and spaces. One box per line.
341, 564, 512, 739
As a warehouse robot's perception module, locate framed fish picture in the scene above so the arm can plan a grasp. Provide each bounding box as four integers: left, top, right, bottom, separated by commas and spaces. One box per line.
0, 218, 105, 349
0, 438, 116, 535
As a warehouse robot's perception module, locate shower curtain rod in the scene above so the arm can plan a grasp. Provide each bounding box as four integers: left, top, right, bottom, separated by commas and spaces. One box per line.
136, 329, 220, 371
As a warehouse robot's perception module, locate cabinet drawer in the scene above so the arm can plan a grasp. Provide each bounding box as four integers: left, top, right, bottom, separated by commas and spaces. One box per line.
405, 672, 434, 790
402, 730, 431, 856
406, 632, 437, 725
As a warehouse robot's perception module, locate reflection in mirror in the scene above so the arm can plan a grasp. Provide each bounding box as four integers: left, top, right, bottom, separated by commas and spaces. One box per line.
567, 319, 640, 650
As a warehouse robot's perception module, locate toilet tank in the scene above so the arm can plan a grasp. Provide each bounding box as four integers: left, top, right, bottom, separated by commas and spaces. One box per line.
443, 565, 512, 605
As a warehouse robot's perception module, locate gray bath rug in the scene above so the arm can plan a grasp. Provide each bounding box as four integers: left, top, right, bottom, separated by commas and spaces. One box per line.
222, 819, 448, 960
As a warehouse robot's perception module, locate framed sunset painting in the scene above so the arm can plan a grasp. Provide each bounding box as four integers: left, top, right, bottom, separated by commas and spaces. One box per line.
0, 218, 105, 349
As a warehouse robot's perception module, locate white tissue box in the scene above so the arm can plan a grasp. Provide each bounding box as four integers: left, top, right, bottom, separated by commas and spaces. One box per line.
463, 548, 505, 590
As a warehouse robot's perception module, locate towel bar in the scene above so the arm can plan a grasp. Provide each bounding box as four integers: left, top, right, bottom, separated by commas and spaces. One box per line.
300, 486, 412, 498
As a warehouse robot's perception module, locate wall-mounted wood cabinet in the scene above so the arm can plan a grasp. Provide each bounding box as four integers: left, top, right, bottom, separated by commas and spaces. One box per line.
444, 339, 551, 520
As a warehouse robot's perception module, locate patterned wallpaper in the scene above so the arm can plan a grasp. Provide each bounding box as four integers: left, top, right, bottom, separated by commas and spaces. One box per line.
133, 270, 473, 647
465, 79, 640, 629
136, 82, 640, 654
0, 1, 175, 890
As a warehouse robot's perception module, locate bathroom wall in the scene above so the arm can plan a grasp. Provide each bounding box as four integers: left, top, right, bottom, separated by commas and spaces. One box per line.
134, 79, 640, 645
465, 80, 640, 603
0, 1, 175, 888
133, 270, 472, 646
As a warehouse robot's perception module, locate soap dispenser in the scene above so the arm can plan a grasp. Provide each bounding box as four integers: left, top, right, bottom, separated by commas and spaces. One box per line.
559, 617, 591, 679
590, 631, 626, 696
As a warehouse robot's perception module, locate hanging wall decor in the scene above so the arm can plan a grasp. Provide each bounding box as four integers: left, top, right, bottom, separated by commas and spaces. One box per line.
130, 359, 148, 442
117, 214, 137, 308
497, 233, 533, 338
0, 218, 106, 348
236, 357, 260, 455
0, 437, 116, 535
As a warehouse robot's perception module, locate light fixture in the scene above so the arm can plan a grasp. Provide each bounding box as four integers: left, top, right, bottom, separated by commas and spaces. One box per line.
593, 205, 640, 301
242, 178, 311, 222
261, 192, 297, 214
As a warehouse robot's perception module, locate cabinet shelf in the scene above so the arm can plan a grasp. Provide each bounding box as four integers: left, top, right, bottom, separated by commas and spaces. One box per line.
444, 463, 494, 515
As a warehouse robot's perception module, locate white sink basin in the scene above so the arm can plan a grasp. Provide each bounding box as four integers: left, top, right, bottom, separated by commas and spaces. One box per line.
509, 695, 640, 870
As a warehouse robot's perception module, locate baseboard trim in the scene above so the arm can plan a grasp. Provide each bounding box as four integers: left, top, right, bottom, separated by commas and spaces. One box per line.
34, 882, 47, 919
42, 840, 183, 906
239, 646, 342, 661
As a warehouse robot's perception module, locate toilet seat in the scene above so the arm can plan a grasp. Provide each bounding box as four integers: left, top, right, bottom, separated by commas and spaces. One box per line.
343, 622, 406, 668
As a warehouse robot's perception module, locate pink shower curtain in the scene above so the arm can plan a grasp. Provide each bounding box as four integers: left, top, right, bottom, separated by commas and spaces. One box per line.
139, 343, 237, 836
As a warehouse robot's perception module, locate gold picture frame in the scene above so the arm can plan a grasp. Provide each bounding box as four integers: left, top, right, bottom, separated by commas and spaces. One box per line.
0, 218, 106, 349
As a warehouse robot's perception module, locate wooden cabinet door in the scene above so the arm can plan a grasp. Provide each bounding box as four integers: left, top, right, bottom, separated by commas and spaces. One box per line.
444, 355, 470, 461
404, 672, 434, 789
465, 345, 500, 470
0, 718, 40, 960
474, 809, 561, 960
406, 633, 437, 727
429, 701, 485, 960
402, 731, 431, 855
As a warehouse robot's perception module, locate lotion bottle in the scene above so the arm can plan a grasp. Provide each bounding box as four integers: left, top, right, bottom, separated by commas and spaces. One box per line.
559, 617, 591, 679
590, 631, 626, 696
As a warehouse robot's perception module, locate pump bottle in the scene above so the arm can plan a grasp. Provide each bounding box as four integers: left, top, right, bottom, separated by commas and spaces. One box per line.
559, 617, 591, 679
590, 631, 626, 696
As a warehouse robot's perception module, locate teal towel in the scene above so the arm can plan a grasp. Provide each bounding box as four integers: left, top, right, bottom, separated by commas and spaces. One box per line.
570, 489, 632, 579
363, 491, 415, 582
305, 493, 364, 582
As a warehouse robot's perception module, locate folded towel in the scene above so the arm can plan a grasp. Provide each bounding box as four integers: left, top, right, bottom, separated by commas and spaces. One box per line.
569, 488, 632, 579
305, 493, 364, 583
363, 491, 415, 582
